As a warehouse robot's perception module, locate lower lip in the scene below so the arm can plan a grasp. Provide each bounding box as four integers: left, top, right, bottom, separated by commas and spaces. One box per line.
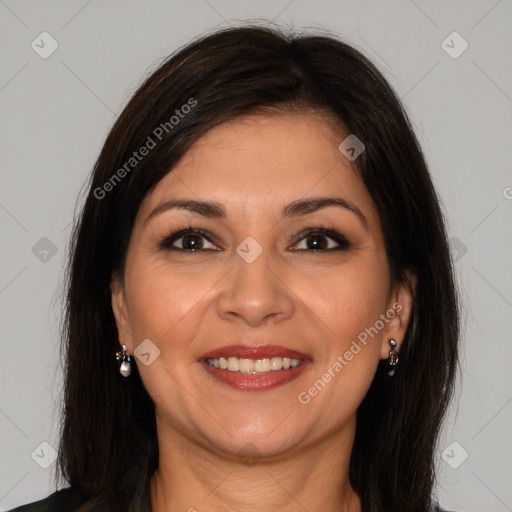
199, 359, 312, 391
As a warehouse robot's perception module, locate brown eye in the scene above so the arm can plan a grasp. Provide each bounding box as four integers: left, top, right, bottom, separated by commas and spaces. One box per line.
179, 234, 205, 251
291, 228, 351, 252
160, 228, 219, 251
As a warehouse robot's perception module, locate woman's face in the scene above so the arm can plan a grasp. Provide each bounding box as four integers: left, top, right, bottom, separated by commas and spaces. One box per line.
111, 112, 414, 461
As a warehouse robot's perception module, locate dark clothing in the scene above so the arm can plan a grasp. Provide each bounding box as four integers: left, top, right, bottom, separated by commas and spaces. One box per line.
8, 487, 91, 511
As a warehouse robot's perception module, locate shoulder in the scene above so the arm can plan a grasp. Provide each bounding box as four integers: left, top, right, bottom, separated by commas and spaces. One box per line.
7, 487, 91, 512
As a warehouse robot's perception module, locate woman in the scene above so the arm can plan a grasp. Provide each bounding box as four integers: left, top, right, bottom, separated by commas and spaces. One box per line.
10, 25, 460, 512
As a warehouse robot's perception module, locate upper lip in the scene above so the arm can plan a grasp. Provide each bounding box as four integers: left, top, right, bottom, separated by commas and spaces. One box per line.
198, 345, 311, 361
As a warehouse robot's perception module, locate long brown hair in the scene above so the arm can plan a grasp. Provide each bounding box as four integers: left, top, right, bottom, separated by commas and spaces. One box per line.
55, 25, 460, 512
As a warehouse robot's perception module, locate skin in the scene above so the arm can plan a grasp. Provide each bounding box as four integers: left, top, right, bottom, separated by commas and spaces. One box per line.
111, 111, 416, 512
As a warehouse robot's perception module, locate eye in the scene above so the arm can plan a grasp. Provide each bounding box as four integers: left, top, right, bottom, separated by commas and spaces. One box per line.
290, 227, 351, 252
158, 225, 351, 253
159, 227, 220, 252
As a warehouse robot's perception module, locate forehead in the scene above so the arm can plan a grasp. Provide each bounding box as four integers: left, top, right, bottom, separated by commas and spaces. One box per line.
137, 112, 378, 227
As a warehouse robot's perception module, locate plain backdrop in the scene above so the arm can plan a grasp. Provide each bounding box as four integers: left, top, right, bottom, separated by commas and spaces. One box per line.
1, 1, 511, 511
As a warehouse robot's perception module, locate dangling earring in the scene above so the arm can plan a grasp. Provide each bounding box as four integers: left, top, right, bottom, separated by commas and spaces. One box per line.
387, 338, 399, 377
115, 343, 132, 377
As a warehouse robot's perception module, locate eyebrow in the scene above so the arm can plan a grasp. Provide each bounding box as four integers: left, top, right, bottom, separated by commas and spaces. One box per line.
143, 196, 368, 230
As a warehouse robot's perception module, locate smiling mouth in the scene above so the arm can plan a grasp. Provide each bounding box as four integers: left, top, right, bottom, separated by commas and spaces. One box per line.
198, 344, 311, 391
204, 356, 303, 374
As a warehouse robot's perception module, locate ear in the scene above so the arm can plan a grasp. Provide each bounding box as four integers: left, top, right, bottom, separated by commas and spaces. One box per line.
110, 272, 133, 353
379, 269, 417, 360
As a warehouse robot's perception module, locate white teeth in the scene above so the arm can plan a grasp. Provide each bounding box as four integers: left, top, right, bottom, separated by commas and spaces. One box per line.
254, 358, 271, 372
206, 356, 303, 373
239, 358, 254, 374
227, 357, 239, 371
269, 357, 282, 370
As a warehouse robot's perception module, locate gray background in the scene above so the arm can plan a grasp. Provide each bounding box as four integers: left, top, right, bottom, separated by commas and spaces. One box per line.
1, 1, 511, 510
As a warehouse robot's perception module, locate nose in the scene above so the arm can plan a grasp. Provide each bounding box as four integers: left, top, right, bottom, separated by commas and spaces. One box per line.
216, 245, 295, 327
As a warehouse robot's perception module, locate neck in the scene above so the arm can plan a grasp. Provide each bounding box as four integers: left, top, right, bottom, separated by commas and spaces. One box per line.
149, 412, 362, 512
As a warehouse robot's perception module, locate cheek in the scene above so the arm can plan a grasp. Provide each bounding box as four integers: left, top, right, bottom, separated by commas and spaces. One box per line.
304, 256, 390, 345
124, 257, 223, 346
316, 257, 389, 403
127, 260, 198, 344
122, 259, 210, 405
296, 261, 388, 423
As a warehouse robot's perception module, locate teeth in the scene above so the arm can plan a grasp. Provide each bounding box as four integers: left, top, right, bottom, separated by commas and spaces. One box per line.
239, 358, 253, 374
254, 358, 270, 372
206, 356, 303, 373
227, 357, 239, 371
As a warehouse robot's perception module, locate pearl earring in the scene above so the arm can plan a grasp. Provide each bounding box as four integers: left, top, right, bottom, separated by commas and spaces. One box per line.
115, 343, 132, 377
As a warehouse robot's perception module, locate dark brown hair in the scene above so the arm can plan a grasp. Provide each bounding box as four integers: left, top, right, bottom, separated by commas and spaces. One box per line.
55, 24, 460, 512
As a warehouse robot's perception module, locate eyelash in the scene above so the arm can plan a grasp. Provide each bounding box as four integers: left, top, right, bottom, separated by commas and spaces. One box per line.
157, 224, 351, 253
